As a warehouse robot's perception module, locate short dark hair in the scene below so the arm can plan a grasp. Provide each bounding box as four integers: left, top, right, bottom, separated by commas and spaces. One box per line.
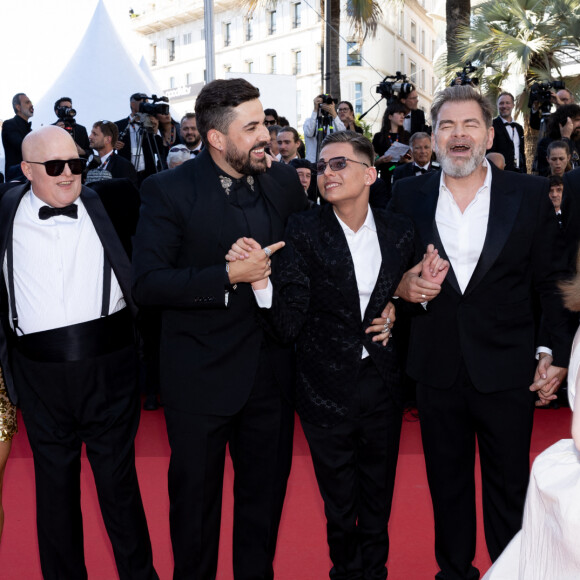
195, 78, 260, 144
431, 85, 494, 129
93, 120, 119, 145
320, 130, 375, 166
267, 124, 282, 137
497, 91, 514, 103
410, 131, 431, 147
180, 112, 196, 124
547, 140, 570, 156
549, 174, 564, 188
12, 93, 26, 114
264, 108, 278, 121
54, 97, 72, 112
278, 127, 300, 143
548, 104, 580, 139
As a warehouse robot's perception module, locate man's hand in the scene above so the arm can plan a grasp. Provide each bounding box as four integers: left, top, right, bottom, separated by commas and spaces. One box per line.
313, 96, 323, 113
365, 301, 396, 346
227, 241, 285, 285
321, 101, 337, 118
225, 237, 262, 261
420, 245, 450, 286
530, 353, 567, 406
396, 259, 443, 303
560, 116, 574, 139
115, 140, 125, 150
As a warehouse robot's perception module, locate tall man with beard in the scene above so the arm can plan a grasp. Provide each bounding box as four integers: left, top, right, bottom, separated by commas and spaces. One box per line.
132, 78, 309, 579
389, 85, 575, 580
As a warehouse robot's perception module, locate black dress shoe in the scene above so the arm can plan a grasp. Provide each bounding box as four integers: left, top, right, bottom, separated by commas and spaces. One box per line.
143, 395, 159, 411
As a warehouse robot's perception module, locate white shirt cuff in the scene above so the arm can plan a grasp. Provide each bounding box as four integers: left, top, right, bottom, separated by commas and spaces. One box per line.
253, 279, 273, 308
536, 346, 553, 360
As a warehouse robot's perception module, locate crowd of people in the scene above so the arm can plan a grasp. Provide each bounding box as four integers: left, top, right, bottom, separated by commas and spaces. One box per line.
0, 77, 578, 580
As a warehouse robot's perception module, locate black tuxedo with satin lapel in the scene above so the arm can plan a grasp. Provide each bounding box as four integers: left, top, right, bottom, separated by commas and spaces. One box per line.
407, 109, 428, 135
0, 182, 157, 579
132, 147, 309, 579
488, 116, 527, 173
392, 162, 440, 183
0, 183, 138, 404
267, 203, 418, 427
389, 165, 575, 578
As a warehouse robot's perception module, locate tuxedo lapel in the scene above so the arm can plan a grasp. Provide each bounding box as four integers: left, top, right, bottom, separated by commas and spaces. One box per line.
81, 187, 137, 316
464, 169, 522, 295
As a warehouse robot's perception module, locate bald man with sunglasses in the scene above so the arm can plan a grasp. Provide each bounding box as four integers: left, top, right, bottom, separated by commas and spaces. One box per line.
0, 126, 158, 580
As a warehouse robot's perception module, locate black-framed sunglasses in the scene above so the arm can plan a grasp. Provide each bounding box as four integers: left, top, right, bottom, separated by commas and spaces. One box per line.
25, 158, 87, 177
169, 145, 190, 153
316, 156, 369, 175
264, 119, 277, 126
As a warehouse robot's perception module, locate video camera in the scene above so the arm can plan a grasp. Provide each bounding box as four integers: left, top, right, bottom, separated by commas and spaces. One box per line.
527, 80, 566, 116
138, 94, 170, 116
376, 72, 414, 104
451, 62, 479, 87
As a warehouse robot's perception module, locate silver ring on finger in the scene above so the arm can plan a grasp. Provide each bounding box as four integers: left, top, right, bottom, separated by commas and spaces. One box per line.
264, 247, 272, 257
421, 294, 426, 299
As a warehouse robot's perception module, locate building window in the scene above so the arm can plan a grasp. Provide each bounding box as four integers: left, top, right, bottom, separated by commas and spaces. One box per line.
420, 30, 426, 54
169, 76, 176, 89
398, 10, 404, 37
399, 52, 405, 74
347, 42, 362, 66
355, 82, 363, 115
268, 10, 277, 35
245, 17, 253, 41
270, 54, 277, 74
224, 22, 231, 47
247, 60, 254, 73
411, 21, 416, 44
409, 60, 417, 84
186, 72, 191, 85
183, 32, 192, 45
431, 76, 435, 95
150, 43, 157, 66
168, 38, 175, 62
420, 68, 425, 89
293, 50, 302, 75
292, 3, 302, 28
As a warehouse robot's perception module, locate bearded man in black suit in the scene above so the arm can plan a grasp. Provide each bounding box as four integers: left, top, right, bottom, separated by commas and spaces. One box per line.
390, 85, 575, 580
0, 126, 157, 580
132, 78, 309, 579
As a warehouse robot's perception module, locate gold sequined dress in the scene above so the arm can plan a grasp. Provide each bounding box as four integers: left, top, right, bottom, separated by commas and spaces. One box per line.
0, 369, 17, 442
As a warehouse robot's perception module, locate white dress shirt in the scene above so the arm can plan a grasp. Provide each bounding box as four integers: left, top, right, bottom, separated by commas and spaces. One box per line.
255, 206, 381, 358
3, 189, 125, 335
435, 160, 492, 293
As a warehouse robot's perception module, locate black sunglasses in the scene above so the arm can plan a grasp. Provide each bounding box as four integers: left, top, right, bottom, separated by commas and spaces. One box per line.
316, 156, 369, 175
264, 119, 277, 126
25, 158, 87, 177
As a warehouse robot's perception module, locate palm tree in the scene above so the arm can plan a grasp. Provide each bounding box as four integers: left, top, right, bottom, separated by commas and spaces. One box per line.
243, 0, 382, 100
444, 0, 580, 171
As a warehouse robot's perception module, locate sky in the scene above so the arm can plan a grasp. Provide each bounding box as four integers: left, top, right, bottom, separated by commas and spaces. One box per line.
0, 0, 140, 122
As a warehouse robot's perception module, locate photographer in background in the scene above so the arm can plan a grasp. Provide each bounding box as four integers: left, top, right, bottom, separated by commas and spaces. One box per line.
303, 94, 346, 162
536, 104, 580, 176
53, 97, 91, 158
530, 83, 574, 130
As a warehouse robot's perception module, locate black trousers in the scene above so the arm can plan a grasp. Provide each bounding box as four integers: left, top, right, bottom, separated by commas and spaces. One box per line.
164, 346, 294, 580
301, 358, 403, 580
417, 364, 535, 580
13, 345, 158, 580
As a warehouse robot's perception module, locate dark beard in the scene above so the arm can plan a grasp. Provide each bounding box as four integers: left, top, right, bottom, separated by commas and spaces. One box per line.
225, 140, 269, 176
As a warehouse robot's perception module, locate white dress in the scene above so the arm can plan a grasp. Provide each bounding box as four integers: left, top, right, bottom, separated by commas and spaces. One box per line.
483, 330, 580, 580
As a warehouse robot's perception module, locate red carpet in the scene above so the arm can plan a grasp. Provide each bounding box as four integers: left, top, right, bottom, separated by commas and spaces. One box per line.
0, 404, 572, 579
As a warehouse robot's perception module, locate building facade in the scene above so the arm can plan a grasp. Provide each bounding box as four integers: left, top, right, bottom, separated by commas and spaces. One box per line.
129, 0, 443, 134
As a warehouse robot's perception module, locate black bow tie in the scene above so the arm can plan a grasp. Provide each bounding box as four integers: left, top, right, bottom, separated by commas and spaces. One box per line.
504, 122, 517, 128
415, 165, 429, 174
38, 204, 78, 220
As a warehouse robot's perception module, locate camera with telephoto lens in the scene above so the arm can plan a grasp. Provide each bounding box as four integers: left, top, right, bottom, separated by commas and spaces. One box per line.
376, 72, 414, 104
450, 62, 479, 87
138, 94, 170, 116
527, 80, 566, 115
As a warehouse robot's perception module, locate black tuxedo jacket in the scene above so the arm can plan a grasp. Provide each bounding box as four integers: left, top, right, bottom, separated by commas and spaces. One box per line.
132, 148, 309, 415
562, 168, 580, 270
406, 109, 429, 135
488, 116, 527, 173
392, 162, 440, 183
266, 204, 418, 427
106, 153, 139, 189
1, 115, 32, 174
390, 165, 574, 392
0, 183, 138, 404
